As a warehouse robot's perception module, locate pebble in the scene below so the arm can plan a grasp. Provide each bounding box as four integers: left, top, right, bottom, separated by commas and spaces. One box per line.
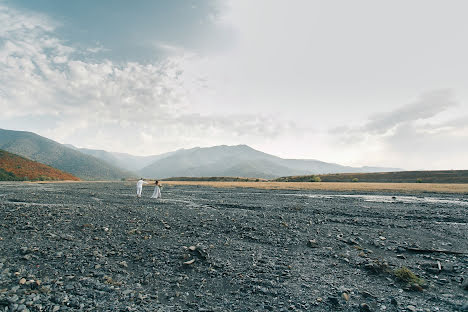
342, 292, 350, 301
8, 294, 19, 303
407, 305, 417, 312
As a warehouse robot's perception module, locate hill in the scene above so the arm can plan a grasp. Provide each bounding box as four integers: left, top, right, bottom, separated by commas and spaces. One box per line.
273, 170, 468, 183
0, 149, 79, 181
0, 129, 135, 180
65, 145, 177, 172
140, 144, 400, 179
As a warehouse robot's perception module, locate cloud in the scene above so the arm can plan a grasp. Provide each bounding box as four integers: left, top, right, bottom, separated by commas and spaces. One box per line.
364, 90, 457, 135
329, 90, 468, 169
331, 89, 459, 138
0, 4, 290, 154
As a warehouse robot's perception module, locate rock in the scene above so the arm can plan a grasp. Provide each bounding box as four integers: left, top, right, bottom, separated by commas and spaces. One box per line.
460, 302, 468, 311
462, 281, 468, 291
183, 259, 195, 265
410, 283, 423, 292
360, 303, 372, 311
307, 239, 318, 248
361, 291, 377, 298
8, 295, 19, 303
390, 297, 398, 306
119, 261, 128, 268
328, 296, 339, 305
406, 305, 416, 312
341, 292, 350, 301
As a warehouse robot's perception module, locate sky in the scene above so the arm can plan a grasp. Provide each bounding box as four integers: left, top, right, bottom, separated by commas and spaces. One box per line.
1, 0, 467, 170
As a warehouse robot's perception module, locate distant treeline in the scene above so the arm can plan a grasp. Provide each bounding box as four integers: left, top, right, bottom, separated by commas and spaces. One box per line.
160, 170, 468, 184
162, 176, 268, 182
273, 170, 468, 184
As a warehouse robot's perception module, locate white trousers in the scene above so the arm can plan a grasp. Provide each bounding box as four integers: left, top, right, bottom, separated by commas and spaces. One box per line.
136, 186, 142, 196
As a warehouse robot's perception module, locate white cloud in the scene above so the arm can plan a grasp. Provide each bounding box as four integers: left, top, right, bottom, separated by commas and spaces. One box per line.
0, 4, 290, 155
329, 90, 468, 169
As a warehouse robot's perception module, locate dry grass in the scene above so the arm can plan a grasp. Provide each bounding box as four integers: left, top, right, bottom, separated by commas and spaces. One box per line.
161, 181, 468, 194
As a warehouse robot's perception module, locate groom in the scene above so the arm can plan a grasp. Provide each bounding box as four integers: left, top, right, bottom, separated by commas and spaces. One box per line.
136, 178, 148, 197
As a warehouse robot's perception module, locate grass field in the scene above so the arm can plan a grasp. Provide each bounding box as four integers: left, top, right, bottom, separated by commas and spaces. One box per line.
161, 180, 468, 194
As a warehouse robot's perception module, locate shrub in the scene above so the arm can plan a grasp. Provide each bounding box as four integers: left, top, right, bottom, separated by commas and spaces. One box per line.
416, 178, 422, 183
352, 178, 359, 182
312, 176, 321, 182
394, 267, 425, 286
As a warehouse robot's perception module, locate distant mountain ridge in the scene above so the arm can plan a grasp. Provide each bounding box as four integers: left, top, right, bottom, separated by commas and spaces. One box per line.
66, 145, 178, 172
0, 149, 79, 181
0, 129, 135, 180
138, 144, 401, 179
0, 128, 401, 180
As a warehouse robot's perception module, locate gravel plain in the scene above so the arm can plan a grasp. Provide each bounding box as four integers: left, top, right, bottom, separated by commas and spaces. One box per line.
0, 182, 467, 311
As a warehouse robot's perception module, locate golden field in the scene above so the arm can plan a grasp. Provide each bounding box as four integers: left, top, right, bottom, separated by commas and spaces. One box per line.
161, 181, 468, 194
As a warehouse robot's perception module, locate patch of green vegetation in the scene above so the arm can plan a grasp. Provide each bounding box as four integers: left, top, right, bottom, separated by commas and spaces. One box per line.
416, 178, 422, 183
0, 168, 21, 181
352, 178, 359, 182
394, 267, 425, 286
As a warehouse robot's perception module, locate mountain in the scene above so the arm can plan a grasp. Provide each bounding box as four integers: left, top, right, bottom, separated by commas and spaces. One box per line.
139, 144, 401, 179
0, 149, 80, 181
65, 145, 177, 172
0, 129, 135, 180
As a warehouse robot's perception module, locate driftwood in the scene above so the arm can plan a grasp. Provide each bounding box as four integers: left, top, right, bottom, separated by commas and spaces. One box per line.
405, 247, 466, 255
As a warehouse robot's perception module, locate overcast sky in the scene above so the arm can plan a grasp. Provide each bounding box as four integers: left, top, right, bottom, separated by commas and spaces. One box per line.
1, 0, 467, 170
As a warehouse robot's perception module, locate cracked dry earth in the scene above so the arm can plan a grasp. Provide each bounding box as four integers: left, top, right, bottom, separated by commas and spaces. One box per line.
0, 182, 467, 311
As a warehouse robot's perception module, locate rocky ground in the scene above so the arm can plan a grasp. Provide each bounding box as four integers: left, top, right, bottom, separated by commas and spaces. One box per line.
0, 182, 467, 311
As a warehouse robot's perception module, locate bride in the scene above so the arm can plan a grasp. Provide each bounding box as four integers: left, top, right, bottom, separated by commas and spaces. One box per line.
151, 180, 162, 199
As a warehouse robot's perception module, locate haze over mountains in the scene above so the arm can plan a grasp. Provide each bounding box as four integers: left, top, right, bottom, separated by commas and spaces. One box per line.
0, 128, 401, 180
0, 129, 133, 180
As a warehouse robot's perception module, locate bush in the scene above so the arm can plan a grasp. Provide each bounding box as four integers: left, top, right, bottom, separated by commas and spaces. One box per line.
312, 176, 321, 182
394, 267, 425, 286
416, 178, 422, 183
352, 178, 359, 182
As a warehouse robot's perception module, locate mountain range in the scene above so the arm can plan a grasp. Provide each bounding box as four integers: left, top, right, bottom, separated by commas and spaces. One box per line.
0, 129, 134, 180
0, 149, 79, 181
0, 128, 401, 180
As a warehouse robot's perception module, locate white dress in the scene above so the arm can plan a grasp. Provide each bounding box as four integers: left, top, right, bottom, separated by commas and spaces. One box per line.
151, 186, 161, 199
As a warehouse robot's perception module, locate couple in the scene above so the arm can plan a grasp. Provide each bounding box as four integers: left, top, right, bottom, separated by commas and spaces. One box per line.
136, 178, 162, 199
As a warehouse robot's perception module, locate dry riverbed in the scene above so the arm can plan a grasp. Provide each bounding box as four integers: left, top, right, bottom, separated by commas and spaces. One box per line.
0, 182, 467, 311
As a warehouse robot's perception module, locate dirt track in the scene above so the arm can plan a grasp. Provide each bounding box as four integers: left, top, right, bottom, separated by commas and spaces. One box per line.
0, 182, 467, 311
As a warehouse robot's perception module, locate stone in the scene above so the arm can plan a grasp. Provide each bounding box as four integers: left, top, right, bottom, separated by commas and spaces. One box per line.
407, 305, 417, 312
360, 303, 372, 311
328, 296, 339, 305
462, 281, 468, 291
342, 292, 350, 301
460, 302, 468, 312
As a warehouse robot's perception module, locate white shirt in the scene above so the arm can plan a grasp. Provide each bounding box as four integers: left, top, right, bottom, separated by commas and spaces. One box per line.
136, 180, 147, 188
